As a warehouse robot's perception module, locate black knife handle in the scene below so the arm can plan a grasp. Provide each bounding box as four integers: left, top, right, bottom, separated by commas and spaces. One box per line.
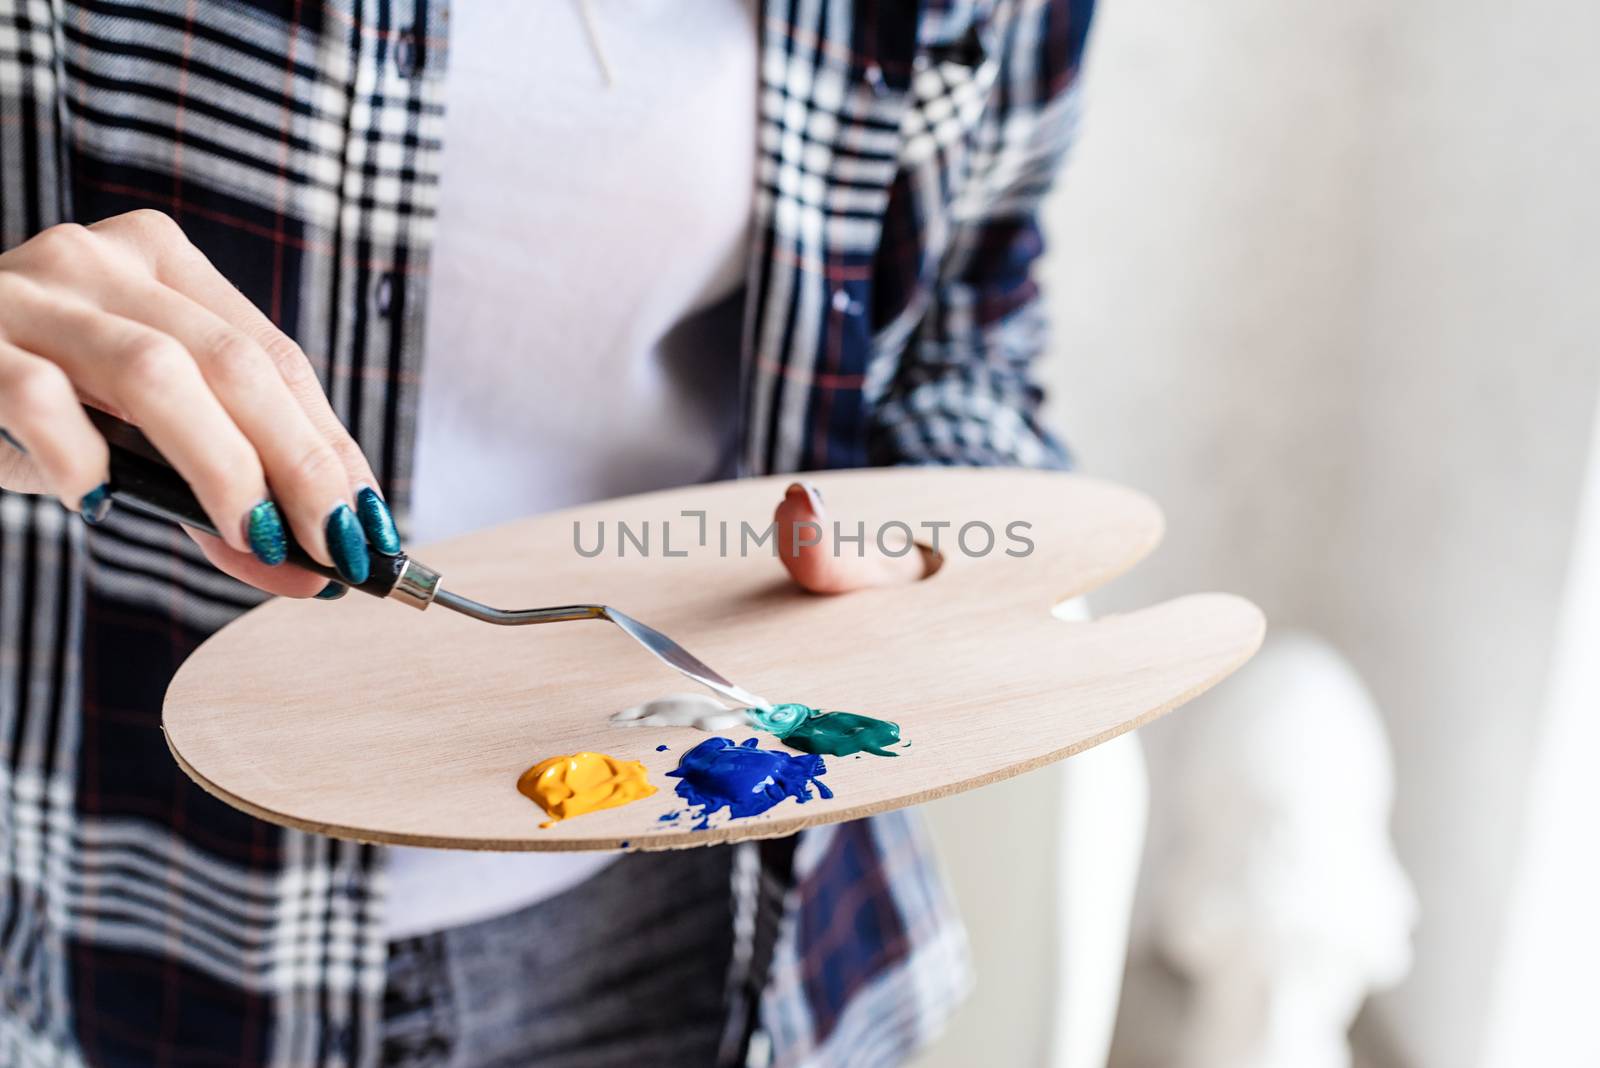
83, 408, 409, 599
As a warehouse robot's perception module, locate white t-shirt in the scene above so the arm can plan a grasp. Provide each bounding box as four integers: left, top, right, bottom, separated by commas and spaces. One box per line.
387, 0, 756, 940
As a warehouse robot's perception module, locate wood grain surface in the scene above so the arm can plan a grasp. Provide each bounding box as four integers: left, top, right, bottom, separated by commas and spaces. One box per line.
164, 468, 1265, 851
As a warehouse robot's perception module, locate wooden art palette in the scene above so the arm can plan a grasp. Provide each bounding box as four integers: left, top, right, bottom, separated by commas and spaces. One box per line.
163, 469, 1265, 851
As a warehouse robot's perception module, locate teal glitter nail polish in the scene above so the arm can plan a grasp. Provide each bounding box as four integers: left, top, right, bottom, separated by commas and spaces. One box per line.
246, 500, 288, 566
314, 581, 347, 600
354, 485, 401, 555
325, 503, 370, 585
79, 483, 112, 525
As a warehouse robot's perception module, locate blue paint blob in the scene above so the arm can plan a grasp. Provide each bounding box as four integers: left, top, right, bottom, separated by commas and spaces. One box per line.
656, 744, 670, 752
658, 811, 680, 823
667, 737, 832, 828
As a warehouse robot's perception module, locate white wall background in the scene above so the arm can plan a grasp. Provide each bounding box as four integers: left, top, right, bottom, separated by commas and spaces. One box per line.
1035, 0, 1600, 1064
1480, 381, 1600, 1066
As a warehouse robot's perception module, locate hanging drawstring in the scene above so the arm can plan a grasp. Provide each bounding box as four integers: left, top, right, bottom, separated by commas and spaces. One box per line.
577, 0, 615, 86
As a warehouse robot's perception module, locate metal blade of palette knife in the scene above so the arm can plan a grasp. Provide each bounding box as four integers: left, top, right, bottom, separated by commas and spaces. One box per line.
601, 607, 769, 709
429, 589, 767, 709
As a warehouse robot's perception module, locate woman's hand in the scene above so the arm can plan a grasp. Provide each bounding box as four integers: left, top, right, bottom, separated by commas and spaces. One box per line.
0, 210, 398, 598
774, 481, 928, 594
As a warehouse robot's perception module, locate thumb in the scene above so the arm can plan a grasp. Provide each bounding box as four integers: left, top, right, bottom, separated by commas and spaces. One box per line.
774, 480, 926, 594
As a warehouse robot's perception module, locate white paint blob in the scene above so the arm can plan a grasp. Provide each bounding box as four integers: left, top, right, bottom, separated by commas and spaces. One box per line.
611, 693, 755, 732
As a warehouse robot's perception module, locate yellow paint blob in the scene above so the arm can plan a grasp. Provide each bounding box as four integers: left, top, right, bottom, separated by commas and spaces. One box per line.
517, 752, 656, 828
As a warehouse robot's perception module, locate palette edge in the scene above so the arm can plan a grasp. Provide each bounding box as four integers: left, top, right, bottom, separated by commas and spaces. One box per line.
165, 592, 1265, 853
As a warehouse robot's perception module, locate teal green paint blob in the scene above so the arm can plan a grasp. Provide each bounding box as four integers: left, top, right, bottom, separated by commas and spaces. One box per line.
746, 701, 905, 757
747, 702, 812, 738
783, 711, 902, 758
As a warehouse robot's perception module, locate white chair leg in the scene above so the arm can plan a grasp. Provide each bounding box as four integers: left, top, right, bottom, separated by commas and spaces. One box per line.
913, 598, 1151, 1068
1050, 729, 1150, 1068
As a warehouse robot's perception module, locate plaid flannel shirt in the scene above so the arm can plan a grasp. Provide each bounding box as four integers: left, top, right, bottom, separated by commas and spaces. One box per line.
0, 0, 1093, 1065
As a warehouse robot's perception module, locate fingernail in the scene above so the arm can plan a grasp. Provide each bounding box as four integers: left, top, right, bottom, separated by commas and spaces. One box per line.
354, 485, 401, 555
325, 503, 370, 585
787, 480, 825, 515
245, 500, 288, 566
79, 483, 112, 525
314, 581, 347, 600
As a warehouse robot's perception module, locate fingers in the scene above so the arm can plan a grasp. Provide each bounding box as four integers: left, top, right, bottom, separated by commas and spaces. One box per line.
0, 282, 272, 553
0, 338, 111, 513
775, 481, 927, 594
0, 211, 395, 592
184, 527, 335, 598
94, 211, 398, 565
95, 211, 393, 537
102, 282, 373, 575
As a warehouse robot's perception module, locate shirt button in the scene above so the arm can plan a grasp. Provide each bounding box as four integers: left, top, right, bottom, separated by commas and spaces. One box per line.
395, 28, 419, 77
324, 1023, 352, 1055
374, 273, 395, 315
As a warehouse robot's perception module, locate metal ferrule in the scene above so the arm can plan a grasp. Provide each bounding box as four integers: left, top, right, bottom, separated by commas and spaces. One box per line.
388, 558, 442, 610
